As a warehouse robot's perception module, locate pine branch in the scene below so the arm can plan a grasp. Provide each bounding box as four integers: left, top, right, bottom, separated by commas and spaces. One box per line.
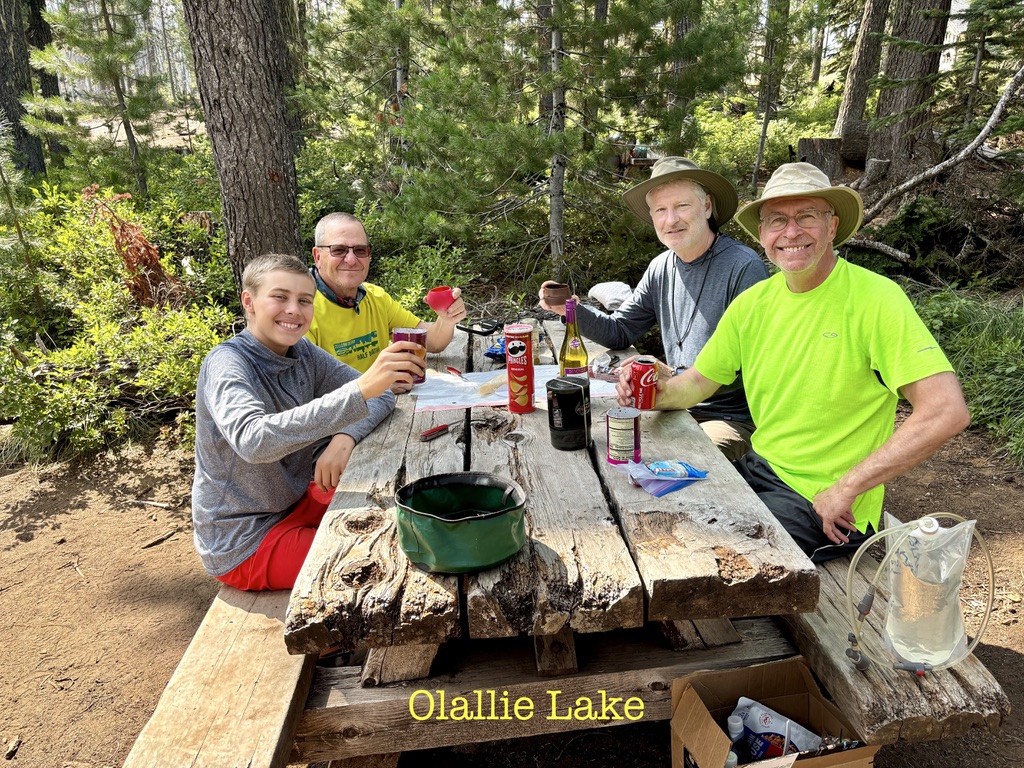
864, 62, 1024, 225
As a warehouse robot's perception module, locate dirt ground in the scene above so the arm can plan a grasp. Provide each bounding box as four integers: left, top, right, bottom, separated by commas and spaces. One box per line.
0, 425, 1020, 767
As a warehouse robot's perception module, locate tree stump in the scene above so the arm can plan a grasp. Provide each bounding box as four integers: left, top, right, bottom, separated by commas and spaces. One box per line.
839, 119, 870, 166
797, 137, 844, 181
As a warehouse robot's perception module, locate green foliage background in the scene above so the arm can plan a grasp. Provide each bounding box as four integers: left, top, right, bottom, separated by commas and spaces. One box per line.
0, 0, 1022, 466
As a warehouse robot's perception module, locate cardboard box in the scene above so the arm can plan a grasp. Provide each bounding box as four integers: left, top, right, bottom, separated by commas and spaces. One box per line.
670, 658, 879, 768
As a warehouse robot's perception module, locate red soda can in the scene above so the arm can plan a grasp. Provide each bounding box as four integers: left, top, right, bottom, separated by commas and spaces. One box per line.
631, 356, 658, 410
504, 323, 534, 413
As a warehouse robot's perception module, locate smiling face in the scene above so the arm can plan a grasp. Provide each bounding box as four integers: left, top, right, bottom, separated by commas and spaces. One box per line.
646, 180, 715, 262
312, 218, 371, 298
241, 269, 316, 356
758, 196, 840, 292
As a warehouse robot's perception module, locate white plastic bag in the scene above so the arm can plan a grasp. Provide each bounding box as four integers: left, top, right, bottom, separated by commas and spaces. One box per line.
730, 697, 822, 760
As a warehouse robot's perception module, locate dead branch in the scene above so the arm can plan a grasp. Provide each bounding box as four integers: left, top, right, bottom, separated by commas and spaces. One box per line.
864, 63, 1024, 225
847, 237, 912, 263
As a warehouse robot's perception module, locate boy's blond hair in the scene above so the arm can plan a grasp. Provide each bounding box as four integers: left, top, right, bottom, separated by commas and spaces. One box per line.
241, 253, 313, 295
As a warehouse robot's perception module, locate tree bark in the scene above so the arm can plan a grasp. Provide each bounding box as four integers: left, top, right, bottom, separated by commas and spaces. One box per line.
757, 0, 789, 119
99, 0, 146, 197
537, 0, 552, 121
581, 0, 607, 152
156, 0, 178, 101
25, 0, 66, 158
181, 0, 302, 291
667, 1, 700, 153
833, 0, 891, 140
0, 0, 45, 174
548, 12, 565, 275
866, 0, 952, 181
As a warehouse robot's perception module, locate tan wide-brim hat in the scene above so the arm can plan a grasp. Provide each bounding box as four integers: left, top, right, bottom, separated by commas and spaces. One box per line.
622, 157, 739, 228
735, 162, 864, 246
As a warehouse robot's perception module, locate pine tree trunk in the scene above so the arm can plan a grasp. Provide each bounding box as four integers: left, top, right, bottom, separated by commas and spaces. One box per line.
181, 0, 302, 291
667, 2, 700, 154
548, 19, 565, 274
757, 0, 789, 119
809, 23, 823, 85
99, 0, 147, 196
25, 0, 66, 158
833, 0, 890, 141
0, 0, 45, 174
581, 0, 607, 152
156, 0, 178, 101
537, 0, 552, 121
866, 0, 951, 181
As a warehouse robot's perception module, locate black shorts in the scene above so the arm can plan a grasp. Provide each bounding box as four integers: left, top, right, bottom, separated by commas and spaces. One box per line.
734, 452, 875, 563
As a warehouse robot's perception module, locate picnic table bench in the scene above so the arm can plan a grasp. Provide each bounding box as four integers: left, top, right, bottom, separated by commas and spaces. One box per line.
125, 318, 1008, 767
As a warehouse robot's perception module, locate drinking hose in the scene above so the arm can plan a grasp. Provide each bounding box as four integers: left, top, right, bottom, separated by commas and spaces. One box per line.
844, 513, 995, 674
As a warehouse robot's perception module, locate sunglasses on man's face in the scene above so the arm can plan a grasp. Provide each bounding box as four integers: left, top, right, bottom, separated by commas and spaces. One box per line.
319, 244, 371, 259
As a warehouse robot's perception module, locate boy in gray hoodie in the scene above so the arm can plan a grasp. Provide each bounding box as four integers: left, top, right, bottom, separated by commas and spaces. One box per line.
192, 253, 425, 590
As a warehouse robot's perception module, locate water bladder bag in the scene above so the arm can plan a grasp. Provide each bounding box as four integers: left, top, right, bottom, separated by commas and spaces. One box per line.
395, 472, 527, 573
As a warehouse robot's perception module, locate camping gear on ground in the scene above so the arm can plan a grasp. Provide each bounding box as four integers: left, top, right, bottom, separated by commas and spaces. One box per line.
845, 513, 995, 674
395, 472, 527, 574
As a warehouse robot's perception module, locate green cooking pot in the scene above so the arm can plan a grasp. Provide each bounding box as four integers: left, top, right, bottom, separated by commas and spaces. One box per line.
395, 472, 527, 574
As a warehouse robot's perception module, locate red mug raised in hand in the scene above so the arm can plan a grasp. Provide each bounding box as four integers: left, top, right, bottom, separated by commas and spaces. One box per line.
424, 286, 455, 312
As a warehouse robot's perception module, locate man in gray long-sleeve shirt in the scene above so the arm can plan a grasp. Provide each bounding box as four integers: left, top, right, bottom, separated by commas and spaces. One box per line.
540, 157, 768, 460
192, 253, 425, 590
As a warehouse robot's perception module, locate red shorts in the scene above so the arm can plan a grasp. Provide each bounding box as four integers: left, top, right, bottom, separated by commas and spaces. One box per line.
217, 482, 334, 591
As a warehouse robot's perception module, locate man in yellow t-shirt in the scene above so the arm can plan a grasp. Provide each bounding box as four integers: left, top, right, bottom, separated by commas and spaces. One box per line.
615, 164, 970, 562
306, 212, 468, 381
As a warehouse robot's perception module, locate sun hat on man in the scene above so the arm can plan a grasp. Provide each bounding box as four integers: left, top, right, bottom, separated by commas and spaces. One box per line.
623, 156, 739, 229
735, 162, 864, 247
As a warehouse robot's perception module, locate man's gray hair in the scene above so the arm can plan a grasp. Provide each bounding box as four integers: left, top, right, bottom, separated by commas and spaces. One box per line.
645, 178, 708, 209
241, 253, 313, 295
314, 212, 366, 247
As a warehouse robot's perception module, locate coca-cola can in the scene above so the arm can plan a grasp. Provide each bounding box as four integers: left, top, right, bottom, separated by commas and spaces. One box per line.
631, 356, 658, 410
504, 323, 534, 414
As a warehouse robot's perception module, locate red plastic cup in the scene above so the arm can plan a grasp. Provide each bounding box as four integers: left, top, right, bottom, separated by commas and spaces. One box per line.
392, 327, 427, 384
424, 286, 455, 312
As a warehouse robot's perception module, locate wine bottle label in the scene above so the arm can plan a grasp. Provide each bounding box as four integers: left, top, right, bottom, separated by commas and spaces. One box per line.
562, 366, 588, 376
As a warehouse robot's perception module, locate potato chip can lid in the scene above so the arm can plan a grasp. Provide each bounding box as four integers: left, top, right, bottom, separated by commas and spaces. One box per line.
607, 406, 640, 419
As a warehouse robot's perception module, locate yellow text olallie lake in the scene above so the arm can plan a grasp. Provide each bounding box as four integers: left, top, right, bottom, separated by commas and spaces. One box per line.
408, 689, 645, 722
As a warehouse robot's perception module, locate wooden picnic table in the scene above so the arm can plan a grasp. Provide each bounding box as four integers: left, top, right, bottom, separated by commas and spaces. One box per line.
284, 320, 818, 675
124, 318, 1008, 768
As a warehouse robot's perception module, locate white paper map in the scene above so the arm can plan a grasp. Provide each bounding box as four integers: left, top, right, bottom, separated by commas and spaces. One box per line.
411, 365, 618, 412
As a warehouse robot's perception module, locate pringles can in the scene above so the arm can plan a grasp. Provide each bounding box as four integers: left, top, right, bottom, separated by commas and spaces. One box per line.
631, 356, 658, 410
546, 376, 591, 450
606, 406, 641, 464
504, 323, 534, 413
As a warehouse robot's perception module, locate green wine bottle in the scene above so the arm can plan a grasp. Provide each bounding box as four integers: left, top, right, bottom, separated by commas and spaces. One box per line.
559, 298, 589, 378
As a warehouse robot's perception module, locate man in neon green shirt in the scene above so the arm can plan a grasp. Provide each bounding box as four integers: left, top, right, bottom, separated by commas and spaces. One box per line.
616, 163, 970, 562
306, 212, 467, 378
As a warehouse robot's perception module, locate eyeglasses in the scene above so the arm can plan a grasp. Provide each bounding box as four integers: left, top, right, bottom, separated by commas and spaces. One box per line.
318, 244, 371, 259
759, 208, 832, 232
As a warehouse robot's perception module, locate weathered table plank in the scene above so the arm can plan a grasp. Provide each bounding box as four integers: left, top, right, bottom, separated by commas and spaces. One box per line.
291, 618, 796, 763
463, 327, 645, 641
781, 555, 1010, 744
284, 337, 470, 655
593, 401, 820, 620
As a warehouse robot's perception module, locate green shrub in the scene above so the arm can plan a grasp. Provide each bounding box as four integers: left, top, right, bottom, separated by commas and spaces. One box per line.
0, 303, 232, 458
911, 285, 1024, 466
374, 238, 475, 317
